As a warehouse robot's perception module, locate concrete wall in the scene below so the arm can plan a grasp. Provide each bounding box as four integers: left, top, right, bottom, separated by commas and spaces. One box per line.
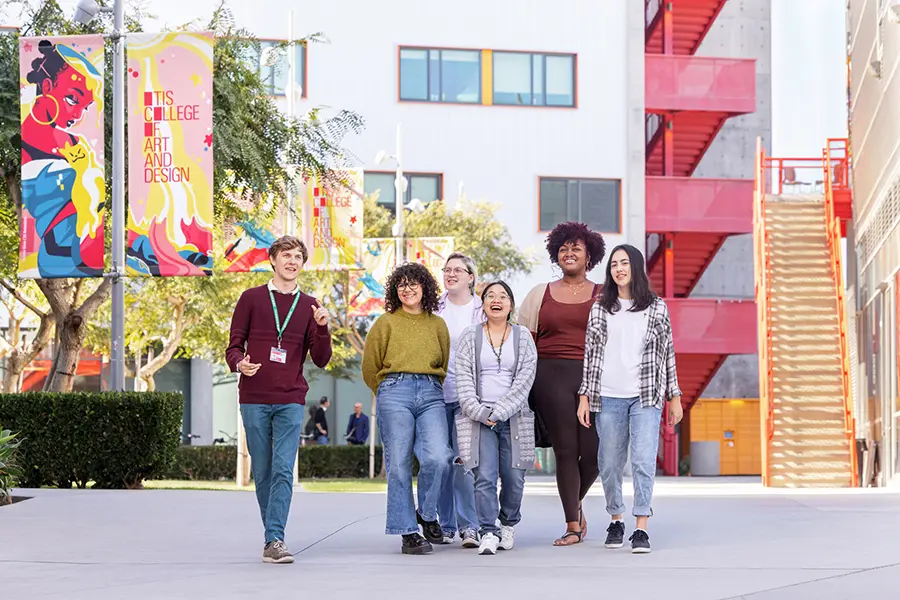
692, 0, 772, 398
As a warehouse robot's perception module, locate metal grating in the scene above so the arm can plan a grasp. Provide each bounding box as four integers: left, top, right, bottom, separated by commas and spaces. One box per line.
858, 171, 900, 269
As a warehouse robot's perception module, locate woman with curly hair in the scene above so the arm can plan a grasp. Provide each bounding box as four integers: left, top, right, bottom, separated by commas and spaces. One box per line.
362, 262, 453, 555
518, 221, 606, 547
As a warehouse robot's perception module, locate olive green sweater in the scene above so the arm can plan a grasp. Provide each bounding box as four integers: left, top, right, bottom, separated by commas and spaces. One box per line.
361, 310, 450, 393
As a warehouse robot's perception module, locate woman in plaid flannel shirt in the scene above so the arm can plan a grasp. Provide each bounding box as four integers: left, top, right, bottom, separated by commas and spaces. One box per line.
576, 244, 684, 554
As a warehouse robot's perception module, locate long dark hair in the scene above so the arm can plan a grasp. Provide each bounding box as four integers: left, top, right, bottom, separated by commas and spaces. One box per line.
480, 281, 516, 322
384, 262, 441, 314
600, 244, 656, 314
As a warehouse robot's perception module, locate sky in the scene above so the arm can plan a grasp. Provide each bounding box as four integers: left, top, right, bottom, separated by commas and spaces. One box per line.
14, 0, 851, 162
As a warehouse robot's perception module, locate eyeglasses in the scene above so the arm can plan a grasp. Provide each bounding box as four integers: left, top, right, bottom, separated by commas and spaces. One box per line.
397, 281, 421, 291
442, 267, 470, 276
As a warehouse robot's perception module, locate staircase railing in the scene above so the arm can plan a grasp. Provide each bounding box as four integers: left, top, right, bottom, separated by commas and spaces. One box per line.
822, 138, 859, 487
753, 137, 775, 486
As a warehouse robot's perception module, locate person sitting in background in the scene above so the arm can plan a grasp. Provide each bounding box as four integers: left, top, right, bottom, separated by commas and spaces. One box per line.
346, 402, 370, 445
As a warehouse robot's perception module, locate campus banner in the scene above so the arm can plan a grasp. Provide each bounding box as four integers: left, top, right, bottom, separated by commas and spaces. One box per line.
223, 212, 287, 273
347, 238, 397, 317
18, 36, 105, 279
300, 170, 364, 271
126, 32, 214, 276
406, 237, 455, 283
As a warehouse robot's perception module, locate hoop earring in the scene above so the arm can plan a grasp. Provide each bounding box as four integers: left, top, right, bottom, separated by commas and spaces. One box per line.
30, 94, 60, 126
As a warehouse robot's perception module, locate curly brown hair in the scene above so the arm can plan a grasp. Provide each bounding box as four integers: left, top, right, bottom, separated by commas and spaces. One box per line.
546, 221, 606, 272
384, 262, 441, 314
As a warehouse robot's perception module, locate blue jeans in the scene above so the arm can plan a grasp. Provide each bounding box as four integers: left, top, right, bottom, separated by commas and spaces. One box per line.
240, 403, 305, 544
377, 374, 452, 535
316, 435, 329, 445
437, 402, 478, 535
597, 396, 662, 518
472, 421, 525, 537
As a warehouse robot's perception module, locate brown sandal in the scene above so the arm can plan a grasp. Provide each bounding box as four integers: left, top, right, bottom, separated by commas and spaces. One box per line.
553, 529, 584, 546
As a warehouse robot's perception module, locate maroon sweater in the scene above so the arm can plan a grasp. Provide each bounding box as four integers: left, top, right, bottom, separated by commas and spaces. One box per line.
226, 285, 332, 404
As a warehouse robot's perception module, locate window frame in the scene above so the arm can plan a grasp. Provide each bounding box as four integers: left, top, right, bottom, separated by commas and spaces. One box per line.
492, 50, 577, 108
364, 170, 444, 211
248, 37, 308, 99
537, 176, 622, 234
397, 45, 483, 105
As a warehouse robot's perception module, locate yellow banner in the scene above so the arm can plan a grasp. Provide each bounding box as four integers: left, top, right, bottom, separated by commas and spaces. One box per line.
406, 237, 454, 283
300, 170, 364, 271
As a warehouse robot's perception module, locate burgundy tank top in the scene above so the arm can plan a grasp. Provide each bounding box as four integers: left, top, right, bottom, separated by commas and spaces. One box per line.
536, 284, 600, 360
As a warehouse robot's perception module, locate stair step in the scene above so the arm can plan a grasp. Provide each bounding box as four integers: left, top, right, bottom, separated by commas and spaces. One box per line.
772, 428, 846, 438
771, 334, 841, 344
773, 405, 845, 415
770, 461, 852, 471
771, 448, 849, 459
773, 395, 845, 404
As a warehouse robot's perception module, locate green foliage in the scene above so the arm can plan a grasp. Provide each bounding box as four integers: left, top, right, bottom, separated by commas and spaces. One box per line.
0, 392, 183, 489
162, 445, 236, 481
297, 445, 387, 479
0, 425, 23, 505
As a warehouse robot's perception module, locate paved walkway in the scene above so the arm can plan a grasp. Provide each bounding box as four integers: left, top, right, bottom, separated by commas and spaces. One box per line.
3, 478, 899, 599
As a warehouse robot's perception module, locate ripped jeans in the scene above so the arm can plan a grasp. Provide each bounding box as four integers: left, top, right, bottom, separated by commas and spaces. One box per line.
437, 402, 478, 535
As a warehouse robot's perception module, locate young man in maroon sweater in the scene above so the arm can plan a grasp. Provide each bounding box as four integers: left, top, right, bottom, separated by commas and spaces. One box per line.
226, 235, 332, 564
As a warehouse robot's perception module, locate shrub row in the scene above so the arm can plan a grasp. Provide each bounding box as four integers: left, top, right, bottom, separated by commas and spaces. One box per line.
0, 392, 182, 489
297, 445, 385, 479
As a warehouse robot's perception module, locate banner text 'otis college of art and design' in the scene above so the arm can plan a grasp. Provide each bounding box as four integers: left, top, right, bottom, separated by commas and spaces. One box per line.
300, 171, 364, 271
126, 32, 214, 276
407, 237, 454, 283
19, 36, 105, 279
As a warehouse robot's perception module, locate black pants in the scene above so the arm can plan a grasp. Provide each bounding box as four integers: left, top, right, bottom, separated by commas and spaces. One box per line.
532, 358, 599, 523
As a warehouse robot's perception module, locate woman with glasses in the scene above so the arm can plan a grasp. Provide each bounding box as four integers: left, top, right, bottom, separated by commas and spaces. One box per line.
435, 253, 482, 548
362, 262, 453, 555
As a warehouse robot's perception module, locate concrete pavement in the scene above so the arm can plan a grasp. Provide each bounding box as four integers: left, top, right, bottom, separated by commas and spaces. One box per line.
2, 478, 899, 599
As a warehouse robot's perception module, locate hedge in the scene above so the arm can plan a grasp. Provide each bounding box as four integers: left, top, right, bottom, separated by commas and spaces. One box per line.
163, 445, 237, 480
297, 445, 385, 479
0, 392, 182, 489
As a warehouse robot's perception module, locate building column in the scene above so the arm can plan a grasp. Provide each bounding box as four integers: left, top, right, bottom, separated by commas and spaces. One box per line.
190, 358, 214, 446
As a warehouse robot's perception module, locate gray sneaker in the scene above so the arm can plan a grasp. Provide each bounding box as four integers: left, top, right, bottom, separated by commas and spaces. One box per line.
263, 540, 295, 564
460, 528, 479, 548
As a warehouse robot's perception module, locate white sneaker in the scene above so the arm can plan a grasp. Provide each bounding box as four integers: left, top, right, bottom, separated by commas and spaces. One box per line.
478, 532, 500, 555
499, 525, 515, 550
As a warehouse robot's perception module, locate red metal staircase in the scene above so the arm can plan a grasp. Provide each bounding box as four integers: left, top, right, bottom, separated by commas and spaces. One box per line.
644, 0, 758, 475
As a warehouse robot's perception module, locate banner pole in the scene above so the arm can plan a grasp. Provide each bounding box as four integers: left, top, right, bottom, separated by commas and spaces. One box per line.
110, 0, 126, 392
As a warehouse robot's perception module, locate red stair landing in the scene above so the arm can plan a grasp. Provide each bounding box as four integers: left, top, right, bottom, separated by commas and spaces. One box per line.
645, 0, 727, 55
648, 233, 726, 297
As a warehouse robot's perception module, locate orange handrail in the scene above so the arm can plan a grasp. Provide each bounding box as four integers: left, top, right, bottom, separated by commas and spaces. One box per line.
823, 138, 859, 487
753, 138, 775, 486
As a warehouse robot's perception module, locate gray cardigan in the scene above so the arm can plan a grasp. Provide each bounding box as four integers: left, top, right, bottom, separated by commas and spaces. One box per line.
454, 323, 538, 471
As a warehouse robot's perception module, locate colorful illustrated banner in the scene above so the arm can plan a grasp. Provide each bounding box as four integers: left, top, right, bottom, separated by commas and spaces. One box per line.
347, 238, 397, 317
300, 171, 364, 271
223, 216, 284, 273
126, 32, 214, 277
407, 237, 455, 283
19, 35, 105, 279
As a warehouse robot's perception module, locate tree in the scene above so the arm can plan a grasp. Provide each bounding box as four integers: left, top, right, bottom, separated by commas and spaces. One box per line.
0, 280, 53, 393
0, 1, 363, 391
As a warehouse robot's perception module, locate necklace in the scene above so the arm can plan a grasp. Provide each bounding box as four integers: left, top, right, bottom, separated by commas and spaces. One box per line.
561, 278, 588, 295
485, 322, 510, 372
401, 310, 425, 325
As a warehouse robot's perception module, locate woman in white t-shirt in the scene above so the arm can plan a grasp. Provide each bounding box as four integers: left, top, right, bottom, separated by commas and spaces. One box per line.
435, 253, 481, 547
576, 244, 684, 555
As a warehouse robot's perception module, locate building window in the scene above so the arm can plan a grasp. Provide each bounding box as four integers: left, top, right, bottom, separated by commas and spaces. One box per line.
364, 172, 442, 213
399, 48, 481, 104
242, 39, 306, 97
539, 178, 620, 232
493, 52, 575, 107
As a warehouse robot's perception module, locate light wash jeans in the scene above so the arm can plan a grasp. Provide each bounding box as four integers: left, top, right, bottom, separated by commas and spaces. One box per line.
377, 373, 452, 535
316, 435, 329, 445
472, 421, 526, 538
438, 402, 478, 536
240, 403, 305, 544
597, 396, 662, 518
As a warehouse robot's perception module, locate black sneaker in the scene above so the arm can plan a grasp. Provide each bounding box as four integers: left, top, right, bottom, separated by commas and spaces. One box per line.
605, 521, 625, 549
401, 533, 433, 555
629, 529, 651, 554
416, 512, 444, 544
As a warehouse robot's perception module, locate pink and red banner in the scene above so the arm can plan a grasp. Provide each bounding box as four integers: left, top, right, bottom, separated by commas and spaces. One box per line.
18, 35, 105, 279
126, 32, 214, 276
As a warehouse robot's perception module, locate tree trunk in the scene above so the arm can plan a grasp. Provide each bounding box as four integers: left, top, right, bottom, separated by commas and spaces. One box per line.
2, 352, 23, 393
136, 297, 186, 394
46, 312, 87, 392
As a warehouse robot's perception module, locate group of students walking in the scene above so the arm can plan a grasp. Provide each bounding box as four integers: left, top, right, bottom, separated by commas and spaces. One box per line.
227, 221, 683, 564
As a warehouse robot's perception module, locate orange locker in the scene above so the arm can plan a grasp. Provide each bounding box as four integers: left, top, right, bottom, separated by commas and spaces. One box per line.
690, 399, 761, 476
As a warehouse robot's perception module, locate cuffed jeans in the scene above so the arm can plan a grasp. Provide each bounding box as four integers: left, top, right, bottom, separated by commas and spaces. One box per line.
240, 403, 305, 544
438, 402, 478, 536
472, 421, 525, 538
377, 374, 452, 535
597, 396, 662, 518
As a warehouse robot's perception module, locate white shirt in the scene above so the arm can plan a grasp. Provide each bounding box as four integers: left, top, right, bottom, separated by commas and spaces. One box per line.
480, 330, 515, 406
599, 298, 649, 398
440, 297, 475, 403
267, 280, 299, 295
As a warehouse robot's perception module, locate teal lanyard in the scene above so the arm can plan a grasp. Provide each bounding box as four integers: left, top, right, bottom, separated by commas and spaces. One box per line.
269, 288, 302, 349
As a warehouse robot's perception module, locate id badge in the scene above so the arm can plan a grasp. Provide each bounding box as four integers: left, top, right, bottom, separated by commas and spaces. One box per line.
270, 347, 287, 364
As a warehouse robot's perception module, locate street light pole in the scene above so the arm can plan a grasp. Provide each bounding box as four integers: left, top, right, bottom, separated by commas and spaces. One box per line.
394, 123, 404, 267
110, 0, 126, 392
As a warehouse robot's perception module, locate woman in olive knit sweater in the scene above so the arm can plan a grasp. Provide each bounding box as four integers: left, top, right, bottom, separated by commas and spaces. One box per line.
362, 262, 453, 556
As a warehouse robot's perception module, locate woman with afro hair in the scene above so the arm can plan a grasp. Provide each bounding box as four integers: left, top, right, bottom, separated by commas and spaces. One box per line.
362, 262, 453, 555
517, 221, 606, 547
